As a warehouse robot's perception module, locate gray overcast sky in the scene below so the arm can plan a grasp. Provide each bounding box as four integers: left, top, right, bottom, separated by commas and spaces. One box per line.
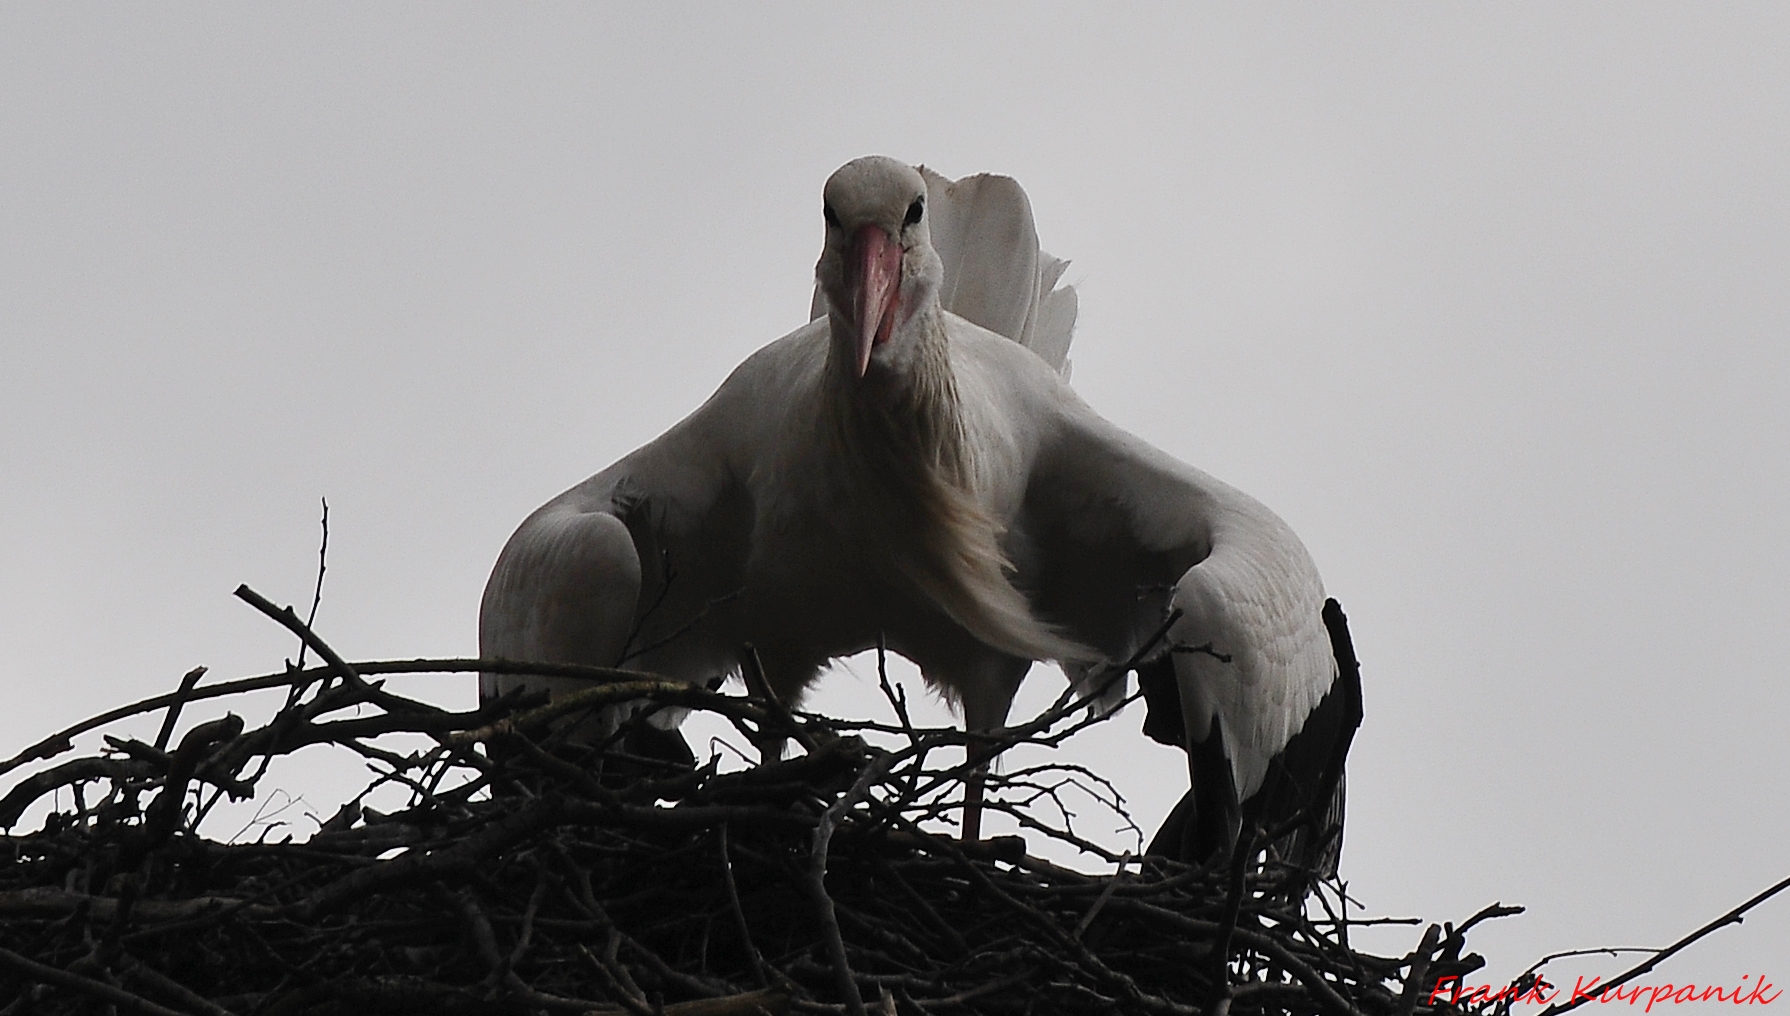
3, 4, 1786, 988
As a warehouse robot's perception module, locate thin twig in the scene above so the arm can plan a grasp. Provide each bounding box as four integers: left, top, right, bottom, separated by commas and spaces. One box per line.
294, 496, 329, 671
1535, 873, 1790, 1016
234, 583, 367, 693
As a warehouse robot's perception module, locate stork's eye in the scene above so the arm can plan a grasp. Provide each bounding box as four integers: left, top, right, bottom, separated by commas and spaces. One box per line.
904, 197, 924, 226
823, 203, 840, 228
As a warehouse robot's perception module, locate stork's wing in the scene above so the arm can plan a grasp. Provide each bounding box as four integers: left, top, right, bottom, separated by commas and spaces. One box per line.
1023, 397, 1346, 865
811, 167, 1077, 375
478, 331, 819, 713
478, 502, 644, 714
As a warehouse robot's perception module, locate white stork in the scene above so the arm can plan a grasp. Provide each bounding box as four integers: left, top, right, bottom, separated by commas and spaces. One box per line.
481, 156, 1359, 873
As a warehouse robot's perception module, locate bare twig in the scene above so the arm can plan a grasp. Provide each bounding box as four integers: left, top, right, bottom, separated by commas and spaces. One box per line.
1535, 873, 1790, 1016
1073, 852, 1129, 940
294, 496, 329, 672
1395, 924, 1442, 1016
151, 666, 208, 753
234, 583, 367, 694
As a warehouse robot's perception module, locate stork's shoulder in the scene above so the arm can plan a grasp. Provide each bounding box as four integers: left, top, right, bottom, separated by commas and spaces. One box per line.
670, 317, 831, 440
711, 317, 833, 397
940, 311, 1155, 459
941, 312, 1079, 432
1006, 345, 1319, 589
643, 317, 828, 445
544, 318, 830, 517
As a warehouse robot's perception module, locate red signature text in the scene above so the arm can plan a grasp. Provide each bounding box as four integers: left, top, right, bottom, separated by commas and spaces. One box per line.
1430, 975, 1781, 1011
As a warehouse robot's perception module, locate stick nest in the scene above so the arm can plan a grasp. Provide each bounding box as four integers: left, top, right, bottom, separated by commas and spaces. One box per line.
0, 588, 1514, 1016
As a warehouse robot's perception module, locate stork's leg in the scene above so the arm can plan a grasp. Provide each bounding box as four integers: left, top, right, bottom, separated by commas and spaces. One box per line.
961, 768, 988, 843
948, 656, 1033, 843
1148, 716, 1241, 865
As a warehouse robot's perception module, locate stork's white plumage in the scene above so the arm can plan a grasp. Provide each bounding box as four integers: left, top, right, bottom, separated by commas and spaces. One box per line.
481, 156, 1357, 872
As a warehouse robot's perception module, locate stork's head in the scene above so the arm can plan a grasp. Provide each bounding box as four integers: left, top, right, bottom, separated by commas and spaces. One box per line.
816, 156, 943, 380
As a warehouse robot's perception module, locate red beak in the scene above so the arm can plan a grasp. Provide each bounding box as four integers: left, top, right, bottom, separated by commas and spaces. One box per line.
849, 224, 903, 378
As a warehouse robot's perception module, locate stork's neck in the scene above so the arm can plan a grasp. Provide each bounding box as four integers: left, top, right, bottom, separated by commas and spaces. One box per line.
816, 299, 1078, 667
823, 301, 969, 488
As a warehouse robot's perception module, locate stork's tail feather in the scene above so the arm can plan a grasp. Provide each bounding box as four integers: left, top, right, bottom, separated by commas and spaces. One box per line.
918, 166, 1076, 375
1026, 257, 1077, 379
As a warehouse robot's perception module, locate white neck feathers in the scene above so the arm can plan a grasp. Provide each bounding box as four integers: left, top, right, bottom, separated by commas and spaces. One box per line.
821, 309, 1088, 665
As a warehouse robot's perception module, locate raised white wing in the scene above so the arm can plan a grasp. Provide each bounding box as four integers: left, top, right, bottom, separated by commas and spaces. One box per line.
1023, 396, 1336, 805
